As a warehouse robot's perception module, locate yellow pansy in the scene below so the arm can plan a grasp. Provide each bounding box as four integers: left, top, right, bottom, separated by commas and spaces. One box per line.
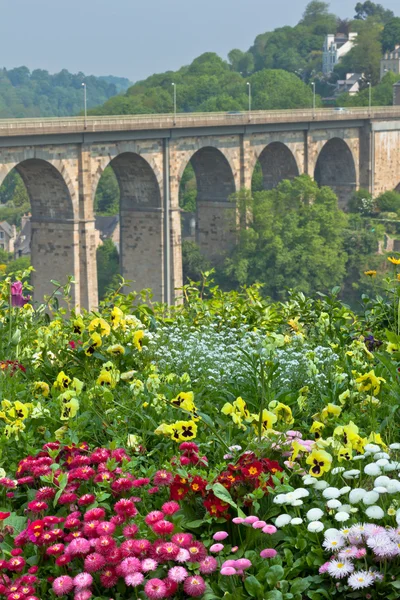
85, 332, 102, 356
320, 403, 342, 422
54, 371, 72, 391
4, 421, 25, 439
169, 420, 198, 442
107, 344, 125, 356
386, 343, 399, 354
356, 370, 385, 395
110, 306, 123, 328
310, 421, 325, 440
338, 390, 350, 405
338, 446, 352, 461
306, 449, 333, 477
221, 397, 251, 429
172, 391, 196, 414
367, 432, 387, 449
120, 370, 137, 381
60, 397, 79, 420
133, 330, 145, 351
73, 317, 85, 334
249, 409, 278, 435
130, 379, 145, 396
269, 401, 294, 425
33, 381, 50, 398
8, 401, 32, 421
97, 370, 113, 387
88, 317, 111, 337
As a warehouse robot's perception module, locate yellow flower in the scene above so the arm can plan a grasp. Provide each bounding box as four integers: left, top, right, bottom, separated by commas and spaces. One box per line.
88, 317, 111, 337
388, 506, 396, 516
364, 270, 377, 277
73, 317, 85, 334
172, 391, 196, 414
97, 370, 113, 387
85, 332, 102, 356
306, 449, 333, 477
133, 330, 145, 351
130, 379, 144, 396
288, 317, 302, 331
338, 390, 350, 405
356, 370, 385, 395
337, 446, 352, 461
367, 432, 387, 449
320, 403, 342, 422
8, 401, 32, 421
170, 420, 198, 442
269, 401, 294, 425
120, 370, 137, 381
107, 344, 125, 356
221, 397, 251, 429
310, 421, 325, 440
154, 423, 174, 437
54, 426, 68, 440
33, 381, 50, 398
60, 397, 79, 420
146, 374, 161, 393
386, 342, 399, 354
111, 306, 124, 328
54, 371, 72, 391
249, 409, 278, 435
388, 256, 400, 265
4, 421, 25, 439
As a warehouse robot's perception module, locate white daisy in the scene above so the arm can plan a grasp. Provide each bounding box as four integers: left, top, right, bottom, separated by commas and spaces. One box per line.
327, 559, 354, 579
362, 491, 379, 505
349, 488, 367, 504
347, 571, 374, 590
275, 514, 292, 528
343, 469, 361, 479
290, 517, 303, 525
364, 463, 382, 476
323, 535, 345, 550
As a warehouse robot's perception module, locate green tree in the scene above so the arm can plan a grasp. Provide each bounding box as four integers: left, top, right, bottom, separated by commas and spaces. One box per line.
182, 241, 211, 283
179, 163, 197, 212
96, 239, 120, 300
381, 17, 400, 52
300, 1, 338, 33
354, 1, 394, 24
221, 175, 348, 299
94, 167, 120, 215
334, 20, 383, 84
375, 190, 400, 213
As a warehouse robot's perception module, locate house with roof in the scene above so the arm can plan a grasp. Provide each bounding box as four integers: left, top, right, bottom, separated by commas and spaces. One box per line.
14, 214, 31, 259
322, 33, 358, 76
381, 46, 400, 80
0, 221, 16, 253
95, 215, 120, 253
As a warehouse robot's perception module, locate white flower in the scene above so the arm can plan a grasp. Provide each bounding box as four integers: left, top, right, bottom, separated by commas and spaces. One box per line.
335, 511, 351, 522
396, 509, 400, 525
307, 521, 324, 532
331, 467, 345, 475
324, 528, 341, 539
364, 463, 381, 476
374, 475, 390, 488
327, 559, 354, 579
365, 505, 385, 519
290, 517, 303, 525
303, 476, 316, 486
306, 508, 324, 521
352, 455, 367, 461
293, 488, 309, 499
390, 443, 400, 450
343, 469, 361, 479
322, 487, 341, 500
275, 514, 292, 528
291, 499, 303, 506
383, 462, 398, 472
323, 535, 345, 550
327, 499, 342, 509
362, 491, 379, 505
374, 452, 390, 460
386, 480, 400, 494
365, 444, 381, 453
347, 571, 374, 590
349, 488, 367, 504
375, 458, 389, 467
273, 494, 288, 505
339, 486, 351, 495
314, 480, 329, 490
373, 486, 388, 494
340, 504, 354, 514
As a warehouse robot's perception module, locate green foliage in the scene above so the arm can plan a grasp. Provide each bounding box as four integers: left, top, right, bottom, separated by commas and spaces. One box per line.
337, 71, 400, 107
5, 256, 30, 274
348, 188, 375, 214
94, 166, 120, 215
375, 190, 400, 213
334, 18, 383, 84
354, 1, 395, 23
251, 161, 263, 193
0, 67, 129, 118
220, 176, 348, 299
96, 239, 120, 300
179, 163, 197, 212
182, 240, 211, 283
0, 171, 29, 208
381, 17, 400, 51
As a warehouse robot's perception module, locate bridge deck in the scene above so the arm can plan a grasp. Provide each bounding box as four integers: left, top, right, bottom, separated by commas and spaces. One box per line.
0, 107, 399, 137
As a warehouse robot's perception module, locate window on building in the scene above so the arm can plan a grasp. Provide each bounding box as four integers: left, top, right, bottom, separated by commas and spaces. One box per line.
0, 232, 4, 239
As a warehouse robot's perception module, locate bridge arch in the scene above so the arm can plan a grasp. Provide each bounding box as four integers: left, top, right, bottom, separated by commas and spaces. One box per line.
254, 142, 300, 191
178, 145, 238, 262
0, 158, 79, 305
314, 138, 357, 209
93, 151, 163, 300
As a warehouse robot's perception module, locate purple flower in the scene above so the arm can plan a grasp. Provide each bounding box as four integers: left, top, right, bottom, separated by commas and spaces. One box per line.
11, 281, 30, 307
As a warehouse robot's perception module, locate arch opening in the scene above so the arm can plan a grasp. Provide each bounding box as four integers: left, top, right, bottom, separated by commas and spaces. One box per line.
94, 152, 163, 301
179, 146, 237, 272
253, 142, 299, 192
314, 138, 357, 209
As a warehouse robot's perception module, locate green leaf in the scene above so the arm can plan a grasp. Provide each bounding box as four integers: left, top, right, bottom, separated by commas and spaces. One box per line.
290, 578, 311, 594
211, 482, 246, 518
266, 565, 285, 587
184, 520, 204, 528
264, 591, 283, 600
244, 575, 264, 598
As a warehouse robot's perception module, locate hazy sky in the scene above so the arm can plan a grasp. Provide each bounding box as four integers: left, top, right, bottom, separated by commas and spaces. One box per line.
0, 0, 399, 82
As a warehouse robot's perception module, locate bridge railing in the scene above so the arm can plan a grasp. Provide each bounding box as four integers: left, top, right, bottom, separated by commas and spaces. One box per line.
0, 107, 399, 136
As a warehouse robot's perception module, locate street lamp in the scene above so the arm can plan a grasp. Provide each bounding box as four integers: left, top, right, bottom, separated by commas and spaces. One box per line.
82, 82, 87, 129
171, 83, 176, 125
368, 81, 372, 115
311, 82, 316, 118
246, 82, 251, 122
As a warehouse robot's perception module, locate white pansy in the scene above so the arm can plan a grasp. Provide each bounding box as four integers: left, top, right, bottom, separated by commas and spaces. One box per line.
314, 480, 329, 491
335, 511, 351, 522
290, 517, 303, 525
327, 499, 342, 509
365, 505, 385, 520
365, 444, 381, 453
322, 487, 341, 500
374, 452, 390, 460
275, 514, 292, 528
308, 521, 324, 532
343, 469, 361, 479
349, 488, 367, 504
339, 486, 351, 495
364, 463, 382, 476
362, 491, 380, 506
306, 508, 324, 521
375, 459, 389, 468
331, 467, 345, 475
386, 480, 400, 494
374, 475, 390, 488
390, 443, 400, 450
373, 486, 388, 494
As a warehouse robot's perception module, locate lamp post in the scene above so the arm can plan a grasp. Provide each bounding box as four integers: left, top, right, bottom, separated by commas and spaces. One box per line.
172, 83, 176, 125
82, 82, 87, 129
368, 81, 372, 116
247, 82, 251, 122
311, 82, 316, 118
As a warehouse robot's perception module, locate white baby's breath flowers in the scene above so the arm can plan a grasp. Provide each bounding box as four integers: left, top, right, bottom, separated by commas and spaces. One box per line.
322, 487, 341, 500
362, 491, 379, 505
308, 521, 324, 533
364, 463, 381, 476
306, 508, 324, 521
365, 505, 385, 520
335, 511, 351, 522
275, 514, 292, 528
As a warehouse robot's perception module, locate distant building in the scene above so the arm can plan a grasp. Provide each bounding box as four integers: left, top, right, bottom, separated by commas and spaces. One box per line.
381, 46, 400, 80
0, 221, 16, 253
335, 73, 361, 96
323, 33, 358, 76
14, 214, 31, 259
394, 81, 400, 106
95, 215, 120, 253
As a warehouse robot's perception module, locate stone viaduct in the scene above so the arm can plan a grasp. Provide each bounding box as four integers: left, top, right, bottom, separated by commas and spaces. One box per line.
0, 107, 400, 309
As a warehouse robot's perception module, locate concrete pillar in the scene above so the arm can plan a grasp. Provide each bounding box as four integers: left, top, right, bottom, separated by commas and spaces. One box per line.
197, 200, 238, 262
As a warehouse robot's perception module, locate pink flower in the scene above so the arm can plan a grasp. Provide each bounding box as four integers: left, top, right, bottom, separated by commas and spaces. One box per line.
144, 578, 167, 599
123, 524, 139, 538
253, 520, 267, 529
171, 533, 192, 547
73, 572, 93, 589
159, 542, 180, 561
78, 494, 96, 506
176, 548, 190, 562
260, 548, 277, 559
100, 567, 118, 588
119, 557, 142, 575
168, 566, 188, 583
235, 558, 252, 570
244, 516, 259, 524
221, 560, 236, 568
66, 538, 91, 556
74, 590, 92, 600
183, 575, 206, 597
232, 517, 244, 524
142, 558, 159, 572
319, 561, 330, 574
11, 281, 30, 307
221, 566, 237, 576
151, 520, 174, 536
125, 572, 144, 587
210, 543, 224, 553
153, 470, 174, 486
199, 556, 218, 574
145, 511, 165, 525
213, 531, 229, 541
355, 548, 367, 558
96, 521, 116, 536
52, 575, 74, 596
262, 525, 277, 535
162, 501, 180, 515
84, 552, 106, 573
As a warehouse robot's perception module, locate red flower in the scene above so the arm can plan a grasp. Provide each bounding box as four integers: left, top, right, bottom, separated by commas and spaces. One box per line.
242, 461, 264, 479
0, 512, 10, 521
203, 493, 229, 517
190, 476, 208, 495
